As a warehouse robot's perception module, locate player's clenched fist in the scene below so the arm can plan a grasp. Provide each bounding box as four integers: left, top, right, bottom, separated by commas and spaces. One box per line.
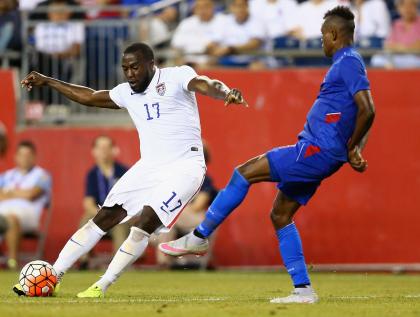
348, 146, 368, 173
21, 71, 49, 91
224, 88, 248, 107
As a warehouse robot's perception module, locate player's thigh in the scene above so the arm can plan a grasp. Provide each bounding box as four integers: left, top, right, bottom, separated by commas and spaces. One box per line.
92, 205, 128, 232
237, 154, 272, 183
132, 205, 164, 235
270, 190, 301, 229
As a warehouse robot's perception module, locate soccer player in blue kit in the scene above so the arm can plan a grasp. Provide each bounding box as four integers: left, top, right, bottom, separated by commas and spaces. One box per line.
160, 6, 376, 304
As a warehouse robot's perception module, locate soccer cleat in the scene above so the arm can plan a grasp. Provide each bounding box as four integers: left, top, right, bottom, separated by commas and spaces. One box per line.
13, 283, 25, 296
158, 233, 209, 257
13, 282, 61, 297
270, 287, 319, 304
77, 284, 105, 298
51, 282, 61, 297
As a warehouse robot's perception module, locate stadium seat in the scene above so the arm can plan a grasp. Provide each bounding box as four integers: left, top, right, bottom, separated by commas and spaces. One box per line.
218, 56, 252, 68
295, 38, 330, 67
85, 24, 129, 90
356, 37, 385, 49
20, 203, 53, 263
273, 36, 300, 49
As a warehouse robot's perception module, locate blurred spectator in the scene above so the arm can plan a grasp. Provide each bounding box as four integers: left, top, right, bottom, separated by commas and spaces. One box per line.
0, 122, 7, 158
29, 0, 85, 20
34, 1, 84, 58
352, 0, 391, 39
249, 0, 298, 39
155, 142, 218, 269
289, 0, 344, 40
0, 141, 51, 270
207, 0, 265, 67
0, 0, 21, 54
121, 0, 178, 49
20, 0, 45, 10
31, 0, 85, 104
138, 6, 178, 48
77, 0, 122, 19
78, 136, 129, 269
171, 0, 226, 67
371, 0, 420, 68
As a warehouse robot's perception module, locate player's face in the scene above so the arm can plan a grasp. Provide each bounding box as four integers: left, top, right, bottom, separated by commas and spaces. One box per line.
15, 147, 36, 171
122, 53, 155, 93
321, 23, 334, 57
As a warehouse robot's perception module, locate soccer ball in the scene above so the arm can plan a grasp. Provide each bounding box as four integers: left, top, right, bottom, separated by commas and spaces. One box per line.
19, 260, 57, 297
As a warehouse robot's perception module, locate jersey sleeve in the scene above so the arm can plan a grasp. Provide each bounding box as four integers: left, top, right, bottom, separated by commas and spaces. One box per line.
339, 57, 370, 96
109, 84, 127, 109
176, 65, 198, 91
34, 170, 52, 194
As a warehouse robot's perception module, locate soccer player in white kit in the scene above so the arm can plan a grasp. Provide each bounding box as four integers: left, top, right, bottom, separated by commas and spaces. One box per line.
18, 42, 247, 298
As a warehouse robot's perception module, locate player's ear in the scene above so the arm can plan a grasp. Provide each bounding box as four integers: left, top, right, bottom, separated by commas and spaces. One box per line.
331, 28, 338, 42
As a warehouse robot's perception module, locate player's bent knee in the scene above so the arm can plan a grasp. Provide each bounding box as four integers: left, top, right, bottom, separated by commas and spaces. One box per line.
270, 211, 293, 229
92, 205, 127, 232
134, 206, 163, 235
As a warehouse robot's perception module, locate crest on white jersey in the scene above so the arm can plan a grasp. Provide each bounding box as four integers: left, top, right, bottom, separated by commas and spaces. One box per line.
156, 83, 166, 96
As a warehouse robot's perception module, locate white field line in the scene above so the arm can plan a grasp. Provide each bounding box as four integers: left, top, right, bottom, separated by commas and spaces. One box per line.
1, 294, 420, 304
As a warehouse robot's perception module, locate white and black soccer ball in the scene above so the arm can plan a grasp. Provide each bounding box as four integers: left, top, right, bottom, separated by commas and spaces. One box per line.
19, 260, 58, 297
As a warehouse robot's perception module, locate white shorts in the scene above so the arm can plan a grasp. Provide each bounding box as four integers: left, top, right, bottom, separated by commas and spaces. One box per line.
0, 200, 40, 232
103, 159, 206, 233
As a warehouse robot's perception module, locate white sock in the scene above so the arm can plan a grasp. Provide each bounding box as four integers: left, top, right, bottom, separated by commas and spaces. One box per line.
295, 285, 315, 295
188, 231, 206, 245
53, 220, 105, 281
96, 227, 150, 292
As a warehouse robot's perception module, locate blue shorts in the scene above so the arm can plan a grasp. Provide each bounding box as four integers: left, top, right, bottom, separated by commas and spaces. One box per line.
266, 141, 343, 205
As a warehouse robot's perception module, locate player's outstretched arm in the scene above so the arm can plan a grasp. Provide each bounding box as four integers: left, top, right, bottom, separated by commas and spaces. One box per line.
347, 90, 376, 173
187, 76, 248, 107
21, 71, 119, 109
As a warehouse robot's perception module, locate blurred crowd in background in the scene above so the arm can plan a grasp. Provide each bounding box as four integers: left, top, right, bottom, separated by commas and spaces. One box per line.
0, 0, 419, 70
0, 0, 419, 120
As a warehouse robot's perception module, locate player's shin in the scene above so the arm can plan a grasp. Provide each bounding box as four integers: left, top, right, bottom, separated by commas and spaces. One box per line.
196, 169, 250, 238
96, 227, 149, 292
53, 219, 106, 281
276, 222, 311, 287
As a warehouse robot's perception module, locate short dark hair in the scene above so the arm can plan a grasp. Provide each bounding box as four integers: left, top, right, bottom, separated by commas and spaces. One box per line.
324, 6, 355, 35
123, 42, 154, 62
17, 140, 36, 153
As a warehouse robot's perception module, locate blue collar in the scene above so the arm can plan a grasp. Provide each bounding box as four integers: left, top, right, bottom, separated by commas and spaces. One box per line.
332, 46, 353, 63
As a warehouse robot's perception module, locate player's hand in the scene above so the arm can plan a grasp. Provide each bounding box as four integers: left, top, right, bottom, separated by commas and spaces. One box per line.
348, 146, 367, 173
224, 89, 248, 107
21, 71, 49, 91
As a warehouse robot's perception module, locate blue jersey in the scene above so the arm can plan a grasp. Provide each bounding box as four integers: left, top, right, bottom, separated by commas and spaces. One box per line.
298, 46, 370, 161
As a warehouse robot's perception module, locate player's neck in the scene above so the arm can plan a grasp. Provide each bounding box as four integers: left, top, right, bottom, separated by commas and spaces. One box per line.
332, 41, 353, 55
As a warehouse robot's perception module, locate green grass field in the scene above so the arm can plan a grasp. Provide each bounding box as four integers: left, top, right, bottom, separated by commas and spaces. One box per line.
1, 270, 420, 317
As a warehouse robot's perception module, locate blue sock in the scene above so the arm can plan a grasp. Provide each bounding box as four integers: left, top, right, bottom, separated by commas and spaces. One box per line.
276, 222, 311, 287
196, 169, 250, 238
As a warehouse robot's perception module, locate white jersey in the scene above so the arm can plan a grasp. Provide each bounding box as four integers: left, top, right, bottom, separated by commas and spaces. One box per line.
109, 66, 205, 167
0, 166, 51, 217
